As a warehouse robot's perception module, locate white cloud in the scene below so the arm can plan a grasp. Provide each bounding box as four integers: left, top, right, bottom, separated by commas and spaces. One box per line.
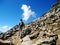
2, 26, 11, 30
0, 25, 11, 32
21, 4, 36, 21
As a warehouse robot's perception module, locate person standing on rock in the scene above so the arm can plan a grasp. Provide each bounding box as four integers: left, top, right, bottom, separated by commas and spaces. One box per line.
19, 19, 25, 38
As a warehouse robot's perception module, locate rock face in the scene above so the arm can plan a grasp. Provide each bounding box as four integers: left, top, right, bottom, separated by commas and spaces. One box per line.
0, 39, 13, 45
0, 0, 60, 45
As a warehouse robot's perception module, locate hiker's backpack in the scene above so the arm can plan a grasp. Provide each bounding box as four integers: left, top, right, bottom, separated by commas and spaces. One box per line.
19, 21, 24, 27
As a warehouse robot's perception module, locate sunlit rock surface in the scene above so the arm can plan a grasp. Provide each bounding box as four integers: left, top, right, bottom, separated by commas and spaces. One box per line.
0, 0, 60, 45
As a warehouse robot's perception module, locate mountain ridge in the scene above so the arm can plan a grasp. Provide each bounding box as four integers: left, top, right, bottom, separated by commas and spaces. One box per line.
0, 0, 60, 45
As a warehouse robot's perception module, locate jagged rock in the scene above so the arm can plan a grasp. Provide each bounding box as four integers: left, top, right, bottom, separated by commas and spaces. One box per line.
12, 28, 16, 34
55, 8, 60, 12
3, 31, 13, 40
46, 12, 51, 18
29, 31, 39, 40
0, 34, 3, 39
22, 35, 33, 45
21, 28, 31, 38
0, 1, 59, 45
0, 39, 13, 45
42, 26, 47, 31
39, 30, 45, 37
33, 35, 57, 45
46, 18, 53, 24
41, 22, 45, 26
48, 26, 53, 30
56, 19, 60, 23
0, 32, 3, 39
53, 28, 59, 31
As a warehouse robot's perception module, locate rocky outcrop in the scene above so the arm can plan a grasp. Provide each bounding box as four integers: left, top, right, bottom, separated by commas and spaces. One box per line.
21, 1, 60, 45
0, 25, 19, 45
0, 25, 19, 40
0, 39, 13, 45
21, 34, 58, 45
0, 0, 60, 45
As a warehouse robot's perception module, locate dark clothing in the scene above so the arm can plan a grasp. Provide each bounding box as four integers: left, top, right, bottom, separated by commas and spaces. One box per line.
19, 21, 24, 28
19, 21, 24, 38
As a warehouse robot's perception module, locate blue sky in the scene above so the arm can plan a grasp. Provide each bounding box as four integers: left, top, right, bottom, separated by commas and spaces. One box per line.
0, 0, 57, 32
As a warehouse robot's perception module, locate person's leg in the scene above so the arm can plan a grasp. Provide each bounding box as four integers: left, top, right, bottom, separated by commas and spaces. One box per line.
19, 28, 22, 38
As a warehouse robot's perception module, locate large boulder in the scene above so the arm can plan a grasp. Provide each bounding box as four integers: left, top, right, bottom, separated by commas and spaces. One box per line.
21, 28, 31, 38
22, 35, 33, 45
0, 39, 13, 45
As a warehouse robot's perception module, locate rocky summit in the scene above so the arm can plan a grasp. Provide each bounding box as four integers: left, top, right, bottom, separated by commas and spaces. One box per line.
0, 0, 60, 45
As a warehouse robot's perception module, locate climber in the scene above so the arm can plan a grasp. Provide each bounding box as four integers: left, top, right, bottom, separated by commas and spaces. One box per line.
19, 19, 25, 38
